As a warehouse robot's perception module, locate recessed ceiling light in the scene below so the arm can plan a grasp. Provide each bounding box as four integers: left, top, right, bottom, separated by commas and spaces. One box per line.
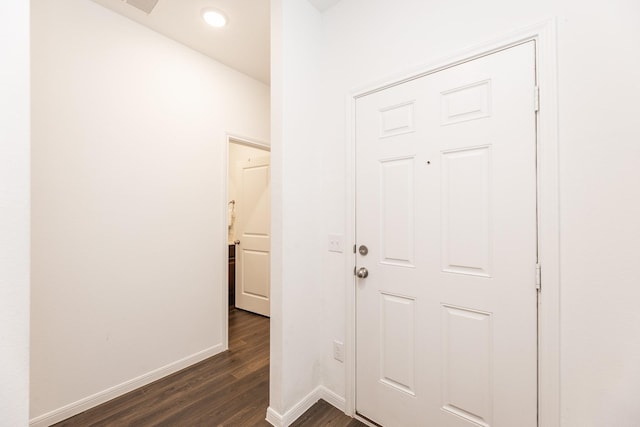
202, 9, 228, 28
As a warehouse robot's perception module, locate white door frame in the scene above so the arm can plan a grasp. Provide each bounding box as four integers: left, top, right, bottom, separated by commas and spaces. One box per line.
222, 133, 271, 350
344, 20, 560, 427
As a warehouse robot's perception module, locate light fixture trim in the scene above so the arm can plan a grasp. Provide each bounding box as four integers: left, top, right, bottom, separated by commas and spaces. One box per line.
202, 8, 228, 28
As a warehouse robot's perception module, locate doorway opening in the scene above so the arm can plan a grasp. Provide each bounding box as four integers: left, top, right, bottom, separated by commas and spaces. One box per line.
225, 134, 271, 329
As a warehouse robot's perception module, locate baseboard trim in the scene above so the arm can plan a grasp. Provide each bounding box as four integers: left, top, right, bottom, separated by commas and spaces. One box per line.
29, 343, 225, 427
318, 386, 346, 413
265, 406, 284, 426
265, 386, 346, 427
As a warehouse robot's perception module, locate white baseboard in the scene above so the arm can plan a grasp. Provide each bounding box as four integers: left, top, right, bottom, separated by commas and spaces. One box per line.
30, 343, 225, 427
317, 386, 346, 412
265, 386, 346, 427
265, 406, 284, 426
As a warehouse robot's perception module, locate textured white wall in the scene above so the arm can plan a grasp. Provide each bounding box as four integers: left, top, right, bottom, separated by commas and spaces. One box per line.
30, 0, 269, 421
277, 0, 640, 425
0, 1, 30, 425
270, 0, 327, 418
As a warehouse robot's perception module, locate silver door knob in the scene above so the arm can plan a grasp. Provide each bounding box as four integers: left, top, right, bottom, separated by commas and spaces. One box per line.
356, 267, 369, 278
234, 240, 240, 245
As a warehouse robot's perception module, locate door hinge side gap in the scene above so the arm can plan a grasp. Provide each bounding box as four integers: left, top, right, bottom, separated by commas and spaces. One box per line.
535, 263, 542, 292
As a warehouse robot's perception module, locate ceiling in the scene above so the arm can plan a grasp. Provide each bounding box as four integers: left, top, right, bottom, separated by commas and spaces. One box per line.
91, 0, 272, 84
90, 0, 343, 85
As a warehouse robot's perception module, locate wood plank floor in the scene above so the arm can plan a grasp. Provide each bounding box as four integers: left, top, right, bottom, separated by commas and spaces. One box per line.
55, 308, 364, 426
289, 400, 365, 427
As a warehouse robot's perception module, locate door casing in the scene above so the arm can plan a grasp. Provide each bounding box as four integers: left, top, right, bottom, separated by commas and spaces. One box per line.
344, 20, 560, 427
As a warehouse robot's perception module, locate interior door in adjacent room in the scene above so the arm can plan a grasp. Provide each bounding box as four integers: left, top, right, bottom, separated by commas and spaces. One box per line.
355, 42, 538, 427
235, 155, 271, 317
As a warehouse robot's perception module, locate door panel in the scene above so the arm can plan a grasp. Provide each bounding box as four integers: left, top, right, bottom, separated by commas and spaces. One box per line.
441, 146, 491, 276
380, 157, 415, 266
356, 42, 537, 426
235, 156, 270, 317
441, 304, 493, 426
379, 292, 416, 396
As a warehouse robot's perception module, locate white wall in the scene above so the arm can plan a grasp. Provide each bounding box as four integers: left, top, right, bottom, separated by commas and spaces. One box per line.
275, 0, 640, 425
269, 0, 327, 419
0, 1, 30, 425
30, 0, 269, 422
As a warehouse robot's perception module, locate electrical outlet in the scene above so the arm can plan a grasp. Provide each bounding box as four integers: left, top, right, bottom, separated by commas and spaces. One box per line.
333, 340, 344, 363
328, 233, 343, 253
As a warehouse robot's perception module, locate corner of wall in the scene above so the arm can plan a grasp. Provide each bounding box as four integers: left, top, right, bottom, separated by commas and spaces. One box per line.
269, 0, 329, 418
266, 386, 346, 427
0, 0, 30, 425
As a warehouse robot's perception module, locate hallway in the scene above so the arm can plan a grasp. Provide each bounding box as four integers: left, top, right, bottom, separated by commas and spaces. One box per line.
54, 309, 361, 426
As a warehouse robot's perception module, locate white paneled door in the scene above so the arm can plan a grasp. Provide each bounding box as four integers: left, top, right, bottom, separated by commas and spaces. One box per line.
355, 42, 538, 426
235, 156, 270, 317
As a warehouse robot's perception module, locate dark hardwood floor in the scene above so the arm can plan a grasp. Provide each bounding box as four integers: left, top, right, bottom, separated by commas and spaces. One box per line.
55, 308, 363, 426
290, 400, 364, 427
